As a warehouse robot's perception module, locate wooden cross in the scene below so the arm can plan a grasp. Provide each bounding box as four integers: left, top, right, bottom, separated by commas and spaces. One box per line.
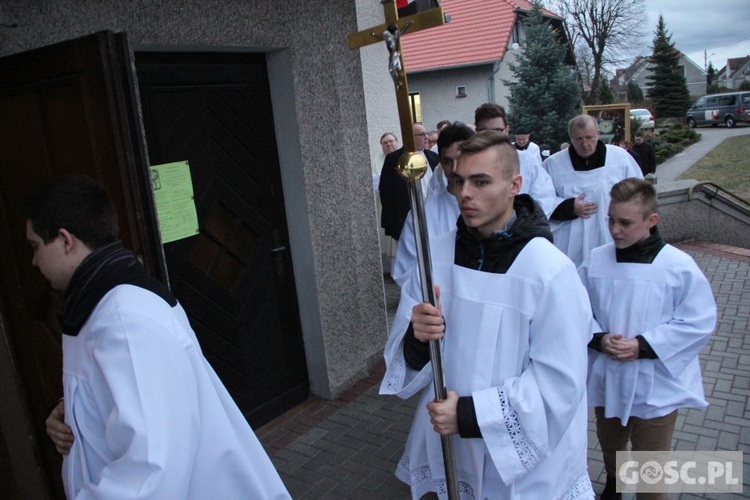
348, 1, 446, 153
348, 3, 459, 499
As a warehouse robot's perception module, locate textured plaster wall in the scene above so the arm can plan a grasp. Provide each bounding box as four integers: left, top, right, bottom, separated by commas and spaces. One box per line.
0, 0, 388, 399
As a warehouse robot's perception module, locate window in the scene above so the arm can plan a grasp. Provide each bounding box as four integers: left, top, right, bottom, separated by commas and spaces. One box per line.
408, 92, 422, 123
511, 20, 521, 45
456, 85, 467, 98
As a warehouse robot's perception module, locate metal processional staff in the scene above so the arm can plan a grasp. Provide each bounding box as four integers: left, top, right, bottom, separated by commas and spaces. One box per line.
348, 2, 458, 498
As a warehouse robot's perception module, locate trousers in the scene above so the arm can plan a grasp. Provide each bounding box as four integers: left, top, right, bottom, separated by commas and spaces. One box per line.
595, 407, 678, 500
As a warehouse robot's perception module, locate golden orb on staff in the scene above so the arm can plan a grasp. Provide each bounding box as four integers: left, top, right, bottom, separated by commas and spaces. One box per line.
396, 151, 429, 182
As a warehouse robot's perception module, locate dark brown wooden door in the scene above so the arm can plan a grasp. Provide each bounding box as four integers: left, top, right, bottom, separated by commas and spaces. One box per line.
135, 52, 308, 427
0, 32, 164, 497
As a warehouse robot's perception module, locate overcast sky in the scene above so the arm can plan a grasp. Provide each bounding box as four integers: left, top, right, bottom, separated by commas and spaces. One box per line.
637, 0, 750, 71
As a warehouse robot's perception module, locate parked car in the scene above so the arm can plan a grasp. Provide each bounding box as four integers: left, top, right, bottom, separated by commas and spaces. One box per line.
630, 108, 655, 131
686, 91, 750, 128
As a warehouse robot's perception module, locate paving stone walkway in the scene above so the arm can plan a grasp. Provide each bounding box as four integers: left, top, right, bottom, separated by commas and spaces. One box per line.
257, 241, 749, 499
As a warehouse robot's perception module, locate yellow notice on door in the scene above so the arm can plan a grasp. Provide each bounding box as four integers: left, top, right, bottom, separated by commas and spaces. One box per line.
150, 161, 199, 243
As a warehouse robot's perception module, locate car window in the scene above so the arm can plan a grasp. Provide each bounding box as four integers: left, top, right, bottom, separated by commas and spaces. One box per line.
693, 97, 706, 108
707, 96, 720, 106
719, 95, 736, 106
742, 95, 750, 107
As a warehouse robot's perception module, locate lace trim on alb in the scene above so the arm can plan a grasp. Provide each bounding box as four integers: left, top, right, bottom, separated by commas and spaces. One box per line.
398, 456, 477, 499
496, 387, 544, 474
383, 349, 406, 393
557, 469, 595, 499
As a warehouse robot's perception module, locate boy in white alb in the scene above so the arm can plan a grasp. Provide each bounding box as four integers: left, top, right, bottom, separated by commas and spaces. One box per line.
579, 178, 716, 499
29, 176, 290, 499
382, 132, 595, 499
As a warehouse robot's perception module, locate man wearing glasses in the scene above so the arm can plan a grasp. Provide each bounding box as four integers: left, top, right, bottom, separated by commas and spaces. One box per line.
379, 122, 440, 241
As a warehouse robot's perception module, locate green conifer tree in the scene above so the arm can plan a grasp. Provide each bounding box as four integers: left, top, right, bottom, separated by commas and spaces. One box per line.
504, 1, 580, 151
627, 80, 644, 104
646, 15, 691, 117
598, 81, 616, 104
706, 61, 716, 88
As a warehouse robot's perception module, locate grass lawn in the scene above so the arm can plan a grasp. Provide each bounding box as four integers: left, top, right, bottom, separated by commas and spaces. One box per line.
678, 134, 750, 201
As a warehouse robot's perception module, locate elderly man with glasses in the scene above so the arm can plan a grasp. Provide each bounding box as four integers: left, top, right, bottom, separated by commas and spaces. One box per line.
378, 122, 440, 242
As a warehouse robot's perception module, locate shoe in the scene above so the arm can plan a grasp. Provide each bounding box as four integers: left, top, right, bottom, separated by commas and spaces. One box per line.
600, 476, 621, 500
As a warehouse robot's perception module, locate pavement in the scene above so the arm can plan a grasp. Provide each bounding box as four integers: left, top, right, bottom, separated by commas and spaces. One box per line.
255, 131, 750, 499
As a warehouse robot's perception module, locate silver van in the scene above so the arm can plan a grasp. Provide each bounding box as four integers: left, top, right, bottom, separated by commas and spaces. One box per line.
686, 91, 750, 128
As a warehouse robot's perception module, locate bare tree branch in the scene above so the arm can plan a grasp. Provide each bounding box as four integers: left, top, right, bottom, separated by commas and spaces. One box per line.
549, 0, 645, 103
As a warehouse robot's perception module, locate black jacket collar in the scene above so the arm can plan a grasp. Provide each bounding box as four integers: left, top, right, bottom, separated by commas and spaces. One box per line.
615, 228, 665, 264
455, 194, 552, 274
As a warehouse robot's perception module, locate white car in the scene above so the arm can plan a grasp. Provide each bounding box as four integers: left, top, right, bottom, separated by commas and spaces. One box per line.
630, 108, 655, 130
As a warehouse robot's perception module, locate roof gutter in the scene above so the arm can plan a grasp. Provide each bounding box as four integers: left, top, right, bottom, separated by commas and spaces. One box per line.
406, 60, 495, 75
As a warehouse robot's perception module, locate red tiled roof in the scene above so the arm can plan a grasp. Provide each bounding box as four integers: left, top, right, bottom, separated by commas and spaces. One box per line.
401, 0, 561, 72
728, 56, 750, 71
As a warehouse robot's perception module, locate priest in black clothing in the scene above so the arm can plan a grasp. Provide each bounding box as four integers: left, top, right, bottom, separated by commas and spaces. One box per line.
378, 122, 439, 240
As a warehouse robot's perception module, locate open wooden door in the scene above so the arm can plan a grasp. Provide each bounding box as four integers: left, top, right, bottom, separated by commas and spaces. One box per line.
0, 31, 164, 498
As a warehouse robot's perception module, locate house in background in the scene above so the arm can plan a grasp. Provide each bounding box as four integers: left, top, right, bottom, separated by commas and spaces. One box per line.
400, 0, 573, 129
716, 56, 750, 89
611, 52, 706, 103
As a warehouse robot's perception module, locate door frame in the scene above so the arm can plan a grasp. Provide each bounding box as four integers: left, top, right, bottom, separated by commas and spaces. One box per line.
0, 31, 167, 497
134, 44, 328, 397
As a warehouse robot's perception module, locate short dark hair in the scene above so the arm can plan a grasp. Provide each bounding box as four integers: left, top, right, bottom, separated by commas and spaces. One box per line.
458, 130, 519, 179
610, 177, 657, 217
380, 132, 397, 142
474, 103, 507, 127
22, 176, 119, 249
437, 121, 475, 157
436, 120, 451, 130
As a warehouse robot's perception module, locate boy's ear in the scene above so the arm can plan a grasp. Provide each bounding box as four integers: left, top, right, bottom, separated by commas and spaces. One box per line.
510, 172, 522, 196
646, 212, 659, 229
58, 229, 77, 254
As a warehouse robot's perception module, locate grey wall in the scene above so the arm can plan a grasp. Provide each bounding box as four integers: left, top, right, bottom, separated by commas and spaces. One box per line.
657, 180, 750, 249
0, 0, 389, 399
405, 39, 524, 131
408, 64, 494, 129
